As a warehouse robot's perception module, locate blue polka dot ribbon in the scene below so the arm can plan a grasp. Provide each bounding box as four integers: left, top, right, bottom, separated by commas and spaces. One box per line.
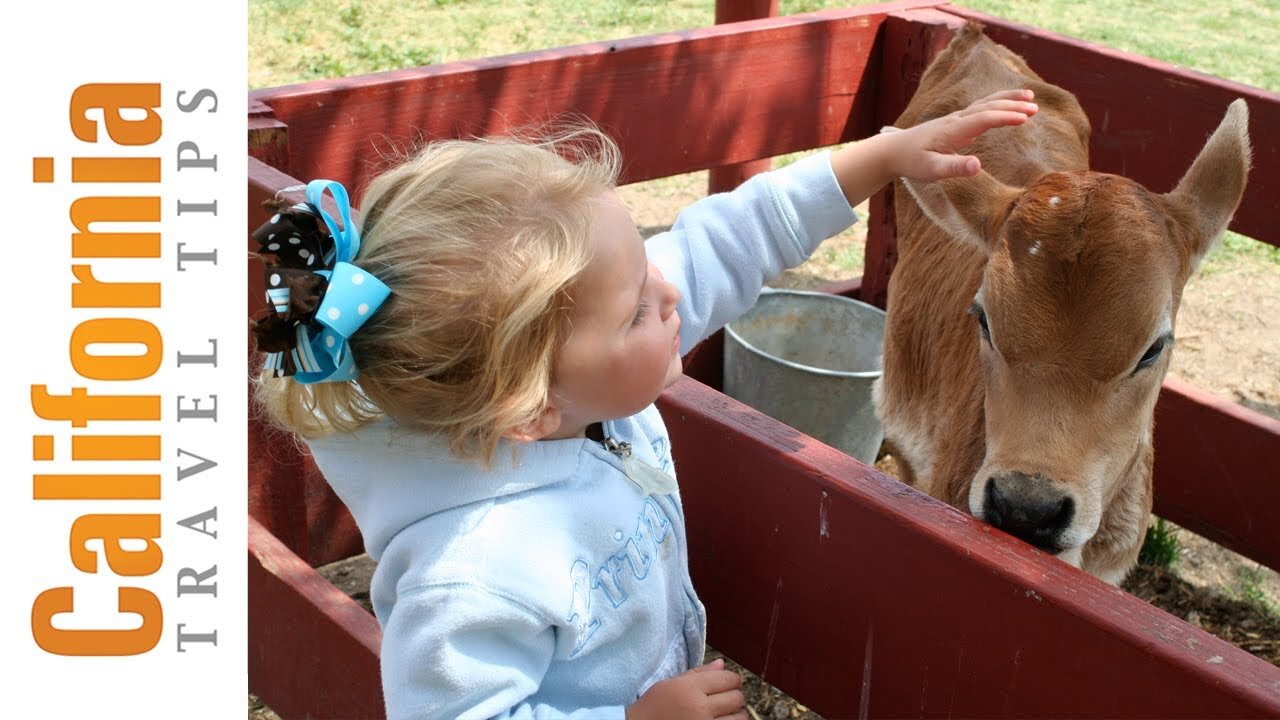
253, 179, 391, 384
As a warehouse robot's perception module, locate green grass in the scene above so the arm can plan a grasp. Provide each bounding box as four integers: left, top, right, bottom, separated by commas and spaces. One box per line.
1138, 517, 1182, 569
959, 0, 1280, 93
251, 0, 709, 88
1201, 231, 1280, 275
250, 1, 1280, 91
1235, 565, 1280, 616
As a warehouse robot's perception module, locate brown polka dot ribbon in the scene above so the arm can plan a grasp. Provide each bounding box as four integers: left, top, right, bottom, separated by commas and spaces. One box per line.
251, 180, 391, 383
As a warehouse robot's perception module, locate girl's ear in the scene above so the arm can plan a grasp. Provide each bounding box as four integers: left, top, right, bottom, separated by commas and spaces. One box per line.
501, 405, 562, 443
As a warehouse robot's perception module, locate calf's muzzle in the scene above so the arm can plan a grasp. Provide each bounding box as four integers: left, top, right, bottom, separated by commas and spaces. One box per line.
982, 472, 1075, 552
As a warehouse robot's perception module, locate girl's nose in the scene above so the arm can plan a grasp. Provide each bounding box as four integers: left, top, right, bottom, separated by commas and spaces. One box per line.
651, 263, 681, 319
660, 279, 681, 319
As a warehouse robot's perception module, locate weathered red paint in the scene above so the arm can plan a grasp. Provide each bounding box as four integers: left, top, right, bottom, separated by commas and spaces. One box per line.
708, 0, 780, 193
249, 516, 383, 719
1153, 376, 1280, 572
248, 2, 949, 192
661, 376, 1280, 718
862, 9, 966, 309
248, 98, 289, 171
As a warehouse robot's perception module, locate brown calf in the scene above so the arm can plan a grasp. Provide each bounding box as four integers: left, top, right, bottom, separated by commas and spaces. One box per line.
873, 24, 1251, 583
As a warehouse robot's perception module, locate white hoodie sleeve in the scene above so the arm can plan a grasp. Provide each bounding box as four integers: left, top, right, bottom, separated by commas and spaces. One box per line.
645, 151, 857, 353
380, 584, 626, 720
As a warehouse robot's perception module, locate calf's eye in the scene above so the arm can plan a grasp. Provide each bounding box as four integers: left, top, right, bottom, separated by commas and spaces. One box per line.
969, 302, 991, 344
1136, 337, 1165, 371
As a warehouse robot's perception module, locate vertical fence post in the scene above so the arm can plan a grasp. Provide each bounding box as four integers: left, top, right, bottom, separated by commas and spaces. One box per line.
248, 99, 290, 173
863, 9, 964, 308
708, 0, 779, 193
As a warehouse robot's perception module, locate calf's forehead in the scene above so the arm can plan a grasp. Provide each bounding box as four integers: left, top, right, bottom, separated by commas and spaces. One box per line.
982, 174, 1179, 374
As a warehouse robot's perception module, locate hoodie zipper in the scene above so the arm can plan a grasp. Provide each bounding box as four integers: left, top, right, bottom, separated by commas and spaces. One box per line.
602, 436, 632, 459
601, 425, 701, 663
599, 425, 677, 496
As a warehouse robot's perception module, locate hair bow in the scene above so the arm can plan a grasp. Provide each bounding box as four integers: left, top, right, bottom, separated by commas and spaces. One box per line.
251, 179, 391, 384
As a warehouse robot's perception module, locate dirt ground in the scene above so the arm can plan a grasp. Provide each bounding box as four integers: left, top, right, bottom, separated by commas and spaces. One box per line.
250, 167, 1279, 719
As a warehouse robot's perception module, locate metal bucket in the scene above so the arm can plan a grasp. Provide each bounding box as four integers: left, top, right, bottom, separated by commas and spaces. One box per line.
724, 288, 886, 465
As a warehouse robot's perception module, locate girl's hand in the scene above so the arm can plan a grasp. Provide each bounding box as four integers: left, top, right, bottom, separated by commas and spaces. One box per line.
885, 89, 1038, 180
626, 658, 747, 720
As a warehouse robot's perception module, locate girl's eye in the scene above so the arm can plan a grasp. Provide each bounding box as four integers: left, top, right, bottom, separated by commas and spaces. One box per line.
1136, 337, 1166, 371
969, 302, 991, 343
631, 300, 648, 328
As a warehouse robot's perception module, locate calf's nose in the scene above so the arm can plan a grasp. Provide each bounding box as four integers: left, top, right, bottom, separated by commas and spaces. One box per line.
982, 472, 1074, 551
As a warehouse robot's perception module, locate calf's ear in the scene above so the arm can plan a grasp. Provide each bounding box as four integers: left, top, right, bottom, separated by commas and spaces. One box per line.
902, 171, 1020, 255
1163, 98, 1251, 272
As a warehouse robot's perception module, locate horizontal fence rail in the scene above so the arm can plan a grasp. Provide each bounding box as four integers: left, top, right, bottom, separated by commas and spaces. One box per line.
663, 376, 1280, 718
249, 1, 950, 193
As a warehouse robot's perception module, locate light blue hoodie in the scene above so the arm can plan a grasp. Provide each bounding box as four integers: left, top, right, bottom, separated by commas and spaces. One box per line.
306, 151, 856, 719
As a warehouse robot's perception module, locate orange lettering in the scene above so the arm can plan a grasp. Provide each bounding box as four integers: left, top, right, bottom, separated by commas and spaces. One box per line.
70, 318, 162, 380
70, 514, 162, 575
69, 84, 161, 146
70, 195, 161, 259
31, 586, 162, 656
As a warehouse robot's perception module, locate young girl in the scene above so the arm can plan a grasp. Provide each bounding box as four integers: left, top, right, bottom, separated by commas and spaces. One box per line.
255, 90, 1036, 720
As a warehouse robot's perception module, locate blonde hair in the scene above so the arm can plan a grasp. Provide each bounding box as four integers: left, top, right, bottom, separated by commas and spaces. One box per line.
256, 125, 621, 464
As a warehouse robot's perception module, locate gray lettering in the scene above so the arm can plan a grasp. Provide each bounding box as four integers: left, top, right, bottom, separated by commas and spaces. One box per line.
176, 141, 217, 172
176, 339, 218, 368
176, 88, 218, 113
176, 242, 217, 271
176, 624, 217, 652
177, 449, 217, 480
177, 565, 218, 597
176, 199, 217, 216
176, 395, 217, 421
176, 506, 217, 538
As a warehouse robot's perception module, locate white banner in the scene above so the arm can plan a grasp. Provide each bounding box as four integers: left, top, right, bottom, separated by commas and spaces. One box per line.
2, 2, 247, 717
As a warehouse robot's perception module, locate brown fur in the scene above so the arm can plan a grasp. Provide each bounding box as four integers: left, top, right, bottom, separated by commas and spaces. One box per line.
874, 24, 1251, 583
